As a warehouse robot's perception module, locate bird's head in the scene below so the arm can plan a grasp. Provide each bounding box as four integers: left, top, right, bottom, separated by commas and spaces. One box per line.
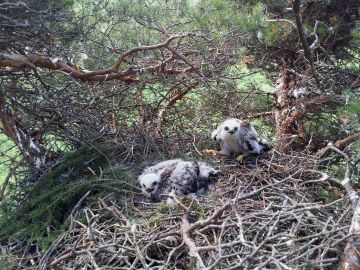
138, 173, 161, 202
221, 118, 241, 136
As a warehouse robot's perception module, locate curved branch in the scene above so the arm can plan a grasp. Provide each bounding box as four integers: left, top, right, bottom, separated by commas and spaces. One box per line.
316, 133, 360, 159
0, 52, 197, 82
112, 32, 194, 70
0, 32, 204, 83
155, 82, 198, 136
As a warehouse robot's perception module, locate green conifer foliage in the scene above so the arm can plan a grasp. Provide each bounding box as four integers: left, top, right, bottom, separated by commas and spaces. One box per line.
0, 144, 137, 246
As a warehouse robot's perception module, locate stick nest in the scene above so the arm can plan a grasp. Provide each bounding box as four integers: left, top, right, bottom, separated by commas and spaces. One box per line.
17, 151, 351, 269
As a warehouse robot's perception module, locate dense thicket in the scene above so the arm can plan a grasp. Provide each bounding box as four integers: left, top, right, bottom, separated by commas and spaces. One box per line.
0, 0, 359, 269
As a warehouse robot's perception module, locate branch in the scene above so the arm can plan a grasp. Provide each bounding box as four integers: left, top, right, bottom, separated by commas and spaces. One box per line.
243, 111, 273, 120
309, 20, 321, 51
155, 82, 198, 136
292, 0, 320, 86
0, 32, 200, 83
321, 145, 360, 269
112, 32, 195, 70
99, 197, 131, 226
316, 133, 360, 159
170, 193, 224, 269
292, 0, 312, 60
37, 191, 91, 270
0, 158, 23, 201
0, 33, 203, 83
180, 211, 207, 270
134, 86, 146, 127
0, 52, 198, 82
0, 83, 48, 168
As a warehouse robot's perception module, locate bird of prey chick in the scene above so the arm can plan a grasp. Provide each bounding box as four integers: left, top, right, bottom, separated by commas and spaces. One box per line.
211, 118, 269, 158
138, 159, 217, 203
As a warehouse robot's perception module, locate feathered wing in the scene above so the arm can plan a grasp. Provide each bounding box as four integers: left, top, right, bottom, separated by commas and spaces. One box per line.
211, 120, 226, 141
197, 162, 217, 194
139, 159, 180, 201
238, 121, 269, 155
140, 159, 217, 202
142, 159, 181, 175
157, 163, 179, 195
168, 161, 200, 195
211, 128, 219, 141
157, 176, 174, 198
213, 120, 227, 141
198, 162, 217, 178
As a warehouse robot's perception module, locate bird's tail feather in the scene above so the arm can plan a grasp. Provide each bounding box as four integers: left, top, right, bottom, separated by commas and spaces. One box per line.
258, 141, 271, 153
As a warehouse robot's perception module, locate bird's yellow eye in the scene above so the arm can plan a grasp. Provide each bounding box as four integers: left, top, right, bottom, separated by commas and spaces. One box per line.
224, 127, 229, 131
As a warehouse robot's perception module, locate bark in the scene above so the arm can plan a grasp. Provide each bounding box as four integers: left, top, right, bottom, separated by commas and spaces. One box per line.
0, 85, 47, 169
0, 115, 47, 169
0, 52, 195, 82
274, 68, 301, 151
243, 111, 273, 120
274, 67, 340, 151
0, 33, 200, 83
316, 133, 360, 159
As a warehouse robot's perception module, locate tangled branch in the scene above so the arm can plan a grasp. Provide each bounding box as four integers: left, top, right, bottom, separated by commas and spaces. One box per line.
11, 151, 352, 269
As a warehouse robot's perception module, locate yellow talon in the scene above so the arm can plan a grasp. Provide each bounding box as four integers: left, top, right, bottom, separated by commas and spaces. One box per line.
236, 155, 244, 162
202, 149, 220, 157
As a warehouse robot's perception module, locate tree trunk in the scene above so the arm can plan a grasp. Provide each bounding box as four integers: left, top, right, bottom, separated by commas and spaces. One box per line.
274, 68, 308, 152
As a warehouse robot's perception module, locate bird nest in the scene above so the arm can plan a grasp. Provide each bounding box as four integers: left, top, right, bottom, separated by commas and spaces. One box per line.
22, 151, 349, 269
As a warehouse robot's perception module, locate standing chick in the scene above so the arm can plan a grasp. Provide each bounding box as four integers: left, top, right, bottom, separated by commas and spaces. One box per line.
211, 118, 269, 157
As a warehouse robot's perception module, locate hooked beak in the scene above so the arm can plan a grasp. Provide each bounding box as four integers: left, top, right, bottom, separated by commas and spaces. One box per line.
146, 188, 155, 193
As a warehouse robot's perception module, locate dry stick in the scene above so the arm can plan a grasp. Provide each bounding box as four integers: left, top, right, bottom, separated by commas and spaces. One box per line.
165, 45, 202, 77
172, 172, 297, 269
130, 225, 148, 270
169, 194, 207, 269
50, 230, 86, 266
165, 242, 185, 267
36, 191, 91, 270
192, 133, 203, 156
243, 111, 273, 120
319, 146, 360, 270
316, 133, 360, 159
239, 216, 281, 269
134, 85, 146, 127
99, 197, 131, 226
